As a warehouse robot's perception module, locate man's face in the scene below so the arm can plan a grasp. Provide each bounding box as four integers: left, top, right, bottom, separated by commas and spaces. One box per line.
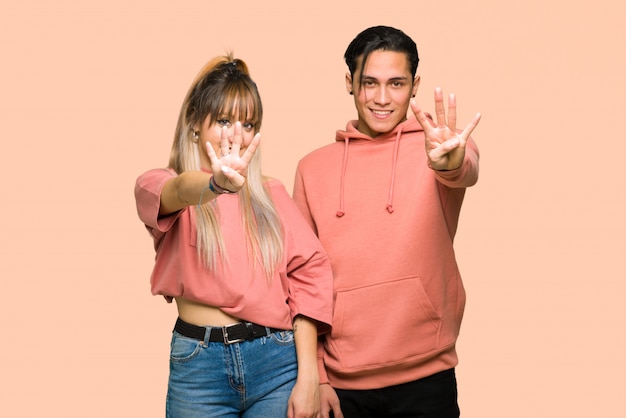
347, 50, 419, 137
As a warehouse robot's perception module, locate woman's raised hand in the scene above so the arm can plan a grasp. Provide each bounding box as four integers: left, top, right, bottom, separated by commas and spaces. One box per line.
206, 121, 261, 192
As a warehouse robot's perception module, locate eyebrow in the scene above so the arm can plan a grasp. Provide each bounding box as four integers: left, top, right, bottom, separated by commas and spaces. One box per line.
360, 75, 410, 82
218, 104, 256, 120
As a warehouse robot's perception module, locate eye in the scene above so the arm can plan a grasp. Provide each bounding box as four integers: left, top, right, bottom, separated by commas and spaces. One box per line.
391, 81, 404, 88
242, 121, 256, 131
216, 119, 232, 127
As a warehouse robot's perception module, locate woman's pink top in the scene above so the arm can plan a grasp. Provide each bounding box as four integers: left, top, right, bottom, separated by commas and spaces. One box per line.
135, 168, 333, 332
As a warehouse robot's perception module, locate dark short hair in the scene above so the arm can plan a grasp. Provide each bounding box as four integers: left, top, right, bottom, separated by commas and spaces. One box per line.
344, 25, 419, 84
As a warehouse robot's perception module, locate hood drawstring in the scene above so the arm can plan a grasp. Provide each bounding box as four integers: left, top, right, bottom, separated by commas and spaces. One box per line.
386, 128, 402, 213
335, 117, 420, 217
336, 137, 349, 217
336, 127, 403, 217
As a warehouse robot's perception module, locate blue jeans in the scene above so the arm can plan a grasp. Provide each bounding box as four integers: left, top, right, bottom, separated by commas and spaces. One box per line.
166, 328, 297, 417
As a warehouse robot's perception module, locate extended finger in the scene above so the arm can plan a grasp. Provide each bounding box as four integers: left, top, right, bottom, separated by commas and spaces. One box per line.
240, 132, 261, 166
434, 87, 446, 129
410, 99, 435, 133
230, 121, 243, 156
220, 125, 230, 157
447, 93, 457, 132
459, 112, 482, 142
205, 141, 224, 175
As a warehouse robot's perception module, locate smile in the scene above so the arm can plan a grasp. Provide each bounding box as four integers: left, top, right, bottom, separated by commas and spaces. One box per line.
371, 109, 392, 117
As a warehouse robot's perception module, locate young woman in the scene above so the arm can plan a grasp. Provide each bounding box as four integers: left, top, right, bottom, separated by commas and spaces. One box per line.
135, 54, 333, 418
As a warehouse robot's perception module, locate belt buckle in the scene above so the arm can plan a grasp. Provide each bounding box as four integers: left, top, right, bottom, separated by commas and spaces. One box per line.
222, 325, 245, 345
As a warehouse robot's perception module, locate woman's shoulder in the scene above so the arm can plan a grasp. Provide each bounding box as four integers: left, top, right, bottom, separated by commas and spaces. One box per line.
262, 176, 293, 204
137, 167, 177, 182
262, 176, 285, 190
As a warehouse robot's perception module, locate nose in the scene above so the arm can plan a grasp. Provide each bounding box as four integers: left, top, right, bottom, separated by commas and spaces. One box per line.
373, 86, 391, 105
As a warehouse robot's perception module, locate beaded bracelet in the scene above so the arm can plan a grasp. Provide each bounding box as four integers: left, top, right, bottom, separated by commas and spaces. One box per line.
209, 175, 236, 195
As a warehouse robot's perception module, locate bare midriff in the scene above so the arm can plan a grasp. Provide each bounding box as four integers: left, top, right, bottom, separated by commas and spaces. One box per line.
175, 297, 241, 327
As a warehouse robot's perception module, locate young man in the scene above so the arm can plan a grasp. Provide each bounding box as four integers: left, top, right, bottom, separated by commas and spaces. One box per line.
292, 26, 481, 418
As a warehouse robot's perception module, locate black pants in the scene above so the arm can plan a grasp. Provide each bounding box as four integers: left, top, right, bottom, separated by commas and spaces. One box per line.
333, 368, 460, 418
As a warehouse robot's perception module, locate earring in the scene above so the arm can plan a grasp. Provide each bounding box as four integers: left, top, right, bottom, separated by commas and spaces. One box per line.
192, 131, 199, 143
349, 91, 353, 95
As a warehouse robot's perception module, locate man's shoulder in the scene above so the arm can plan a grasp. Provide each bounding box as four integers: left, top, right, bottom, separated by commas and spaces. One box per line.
298, 142, 343, 167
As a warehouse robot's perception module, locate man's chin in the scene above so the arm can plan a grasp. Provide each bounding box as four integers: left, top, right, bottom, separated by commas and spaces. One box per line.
366, 120, 397, 137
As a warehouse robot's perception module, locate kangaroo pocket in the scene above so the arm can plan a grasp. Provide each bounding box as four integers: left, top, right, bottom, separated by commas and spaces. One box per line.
328, 276, 442, 371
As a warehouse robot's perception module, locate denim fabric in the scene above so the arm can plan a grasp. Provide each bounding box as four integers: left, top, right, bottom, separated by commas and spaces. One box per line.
166, 329, 296, 417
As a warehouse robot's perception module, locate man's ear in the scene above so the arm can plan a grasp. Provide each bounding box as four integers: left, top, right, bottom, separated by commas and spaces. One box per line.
345, 72, 354, 95
412, 75, 421, 97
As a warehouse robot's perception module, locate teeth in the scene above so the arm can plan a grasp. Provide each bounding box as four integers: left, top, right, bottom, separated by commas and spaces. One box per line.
372, 110, 391, 115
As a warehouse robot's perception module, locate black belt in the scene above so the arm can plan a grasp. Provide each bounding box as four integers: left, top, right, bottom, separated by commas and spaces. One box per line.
174, 317, 283, 345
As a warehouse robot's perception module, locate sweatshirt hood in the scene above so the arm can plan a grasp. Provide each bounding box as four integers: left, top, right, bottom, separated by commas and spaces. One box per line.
334, 116, 424, 217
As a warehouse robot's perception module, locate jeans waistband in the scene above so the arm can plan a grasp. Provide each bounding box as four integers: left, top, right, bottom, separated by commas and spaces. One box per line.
174, 317, 283, 345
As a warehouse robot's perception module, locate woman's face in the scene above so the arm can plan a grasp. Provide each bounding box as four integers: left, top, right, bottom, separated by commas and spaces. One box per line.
195, 110, 258, 170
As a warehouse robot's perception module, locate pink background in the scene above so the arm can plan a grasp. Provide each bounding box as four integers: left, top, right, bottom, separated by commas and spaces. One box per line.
2, 1, 624, 416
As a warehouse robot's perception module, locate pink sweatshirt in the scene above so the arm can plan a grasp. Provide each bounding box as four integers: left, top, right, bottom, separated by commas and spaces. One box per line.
293, 116, 479, 389
135, 168, 333, 332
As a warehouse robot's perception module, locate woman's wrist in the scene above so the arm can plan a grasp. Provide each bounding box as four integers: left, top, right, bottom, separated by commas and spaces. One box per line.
209, 175, 236, 194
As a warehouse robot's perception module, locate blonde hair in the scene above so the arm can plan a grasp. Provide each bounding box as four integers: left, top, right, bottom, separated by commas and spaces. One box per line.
169, 53, 283, 278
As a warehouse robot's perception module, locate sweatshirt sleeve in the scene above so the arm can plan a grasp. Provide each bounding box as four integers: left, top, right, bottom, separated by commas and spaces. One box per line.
434, 136, 480, 188
134, 168, 182, 237
292, 164, 318, 233
272, 180, 333, 334
317, 337, 330, 384
284, 233, 333, 334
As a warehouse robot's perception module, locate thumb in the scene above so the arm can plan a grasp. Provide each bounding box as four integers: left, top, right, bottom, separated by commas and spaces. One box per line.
411, 99, 434, 130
